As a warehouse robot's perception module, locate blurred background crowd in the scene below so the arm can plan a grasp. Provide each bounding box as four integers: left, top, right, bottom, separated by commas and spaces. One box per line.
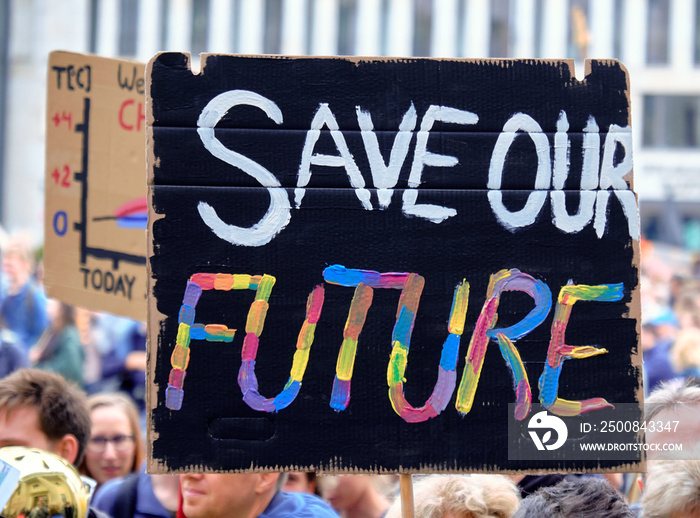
0, 225, 699, 516
0, 232, 147, 409
640, 239, 700, 394
1, 0, 700, 517
0, 232, 147, 407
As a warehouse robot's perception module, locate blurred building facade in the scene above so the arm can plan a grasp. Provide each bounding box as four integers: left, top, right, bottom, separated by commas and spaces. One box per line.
0, 0, 698, 246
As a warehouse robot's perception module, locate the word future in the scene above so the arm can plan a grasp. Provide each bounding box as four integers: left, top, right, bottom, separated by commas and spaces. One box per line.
195, 90, 639, 247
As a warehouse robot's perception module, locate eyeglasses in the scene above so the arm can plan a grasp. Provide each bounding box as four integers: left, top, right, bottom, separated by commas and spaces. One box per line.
87, 434, 135, 453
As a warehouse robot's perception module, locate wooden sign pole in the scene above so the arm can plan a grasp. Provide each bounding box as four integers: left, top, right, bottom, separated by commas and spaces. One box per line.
399, 474, 414, 518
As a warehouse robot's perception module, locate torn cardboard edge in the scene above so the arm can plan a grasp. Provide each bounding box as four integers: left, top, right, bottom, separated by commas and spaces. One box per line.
145, 55, 641, 475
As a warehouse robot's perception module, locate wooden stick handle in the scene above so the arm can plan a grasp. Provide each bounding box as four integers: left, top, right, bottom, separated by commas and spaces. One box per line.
399, 474, 414, 518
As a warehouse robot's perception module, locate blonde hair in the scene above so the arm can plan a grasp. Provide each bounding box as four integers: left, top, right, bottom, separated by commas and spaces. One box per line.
78, 392, 144, 477
2, 234, 33, 265
642, 460, 700, 518
671, 328, 700, 372
385, 475, 520, 518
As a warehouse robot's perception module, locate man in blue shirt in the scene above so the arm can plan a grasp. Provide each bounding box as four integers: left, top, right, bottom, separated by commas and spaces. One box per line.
91, 467, 179, 518
180, 473, 339, 518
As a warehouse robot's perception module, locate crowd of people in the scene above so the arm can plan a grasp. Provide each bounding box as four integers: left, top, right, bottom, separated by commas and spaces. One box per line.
641, 240, 700, 394
0, 235, 148, 409
0, 369, 698, 518
0, 233, 698, 517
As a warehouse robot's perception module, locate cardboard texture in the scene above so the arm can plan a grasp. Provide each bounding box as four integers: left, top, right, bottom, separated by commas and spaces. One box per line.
45, 51, 147, 321
147, 54, 642, 473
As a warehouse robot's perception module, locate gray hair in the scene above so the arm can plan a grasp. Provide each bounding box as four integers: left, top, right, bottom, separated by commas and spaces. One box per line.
512, 478, 633, 518
646, 378, 700, 420
642, 460, 700, 518
385, 475, 520, 518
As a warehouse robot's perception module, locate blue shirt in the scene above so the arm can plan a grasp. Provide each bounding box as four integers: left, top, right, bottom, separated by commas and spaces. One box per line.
0, 329, 28, 377
1, 281, 48, 351
94, 475, 338, 518
643, 338, 677, 395
261, 491, 339, 518
92, 471, 172, 518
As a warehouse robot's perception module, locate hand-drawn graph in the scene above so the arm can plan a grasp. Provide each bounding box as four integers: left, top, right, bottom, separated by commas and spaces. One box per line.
97, 196, 148, 229
72, 97, 147, 267
45, 52, 148, 320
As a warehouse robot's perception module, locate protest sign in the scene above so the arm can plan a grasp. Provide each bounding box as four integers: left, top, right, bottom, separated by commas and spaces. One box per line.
45, 51, 147, 320
147, 54, 641, 473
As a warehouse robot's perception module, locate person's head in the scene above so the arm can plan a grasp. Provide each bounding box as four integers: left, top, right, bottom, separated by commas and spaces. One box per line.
179, 472, 281, 518
512, 477, 634, 518
47, 299, 76, 331
647, 378, 700, 419
1, 236, 36, 287
642, 460, 700, 518
674, 290, 700, 329
0, 368, 90, 466
671, 328, 700, 373
284, 471, 318, 495
318, 475, 392, 516
646, 378, 700, 459
647, 309, 680, 343
641, 323, 658, 351
385, 474, 520, 518
670, 274, 686, 294
79, 392, 144, 485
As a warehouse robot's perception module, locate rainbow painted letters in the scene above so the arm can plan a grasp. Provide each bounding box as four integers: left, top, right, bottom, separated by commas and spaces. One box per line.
165, 266, 624, 423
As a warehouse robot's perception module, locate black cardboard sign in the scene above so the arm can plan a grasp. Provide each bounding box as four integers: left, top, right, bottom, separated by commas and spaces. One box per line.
147, 54, 641, 473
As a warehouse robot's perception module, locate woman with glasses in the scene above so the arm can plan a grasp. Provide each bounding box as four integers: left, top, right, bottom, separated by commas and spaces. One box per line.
88, 392, 179, 518
79, 392, 144, 488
